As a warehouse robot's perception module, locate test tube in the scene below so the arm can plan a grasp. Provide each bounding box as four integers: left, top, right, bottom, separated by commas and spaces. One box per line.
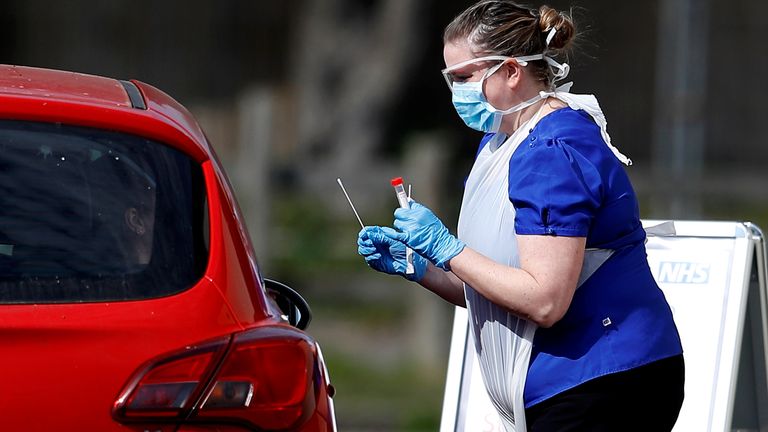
391, 177, 415, 274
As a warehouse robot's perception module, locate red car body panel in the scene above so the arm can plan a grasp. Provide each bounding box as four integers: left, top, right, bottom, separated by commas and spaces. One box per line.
0, 64, 132, 107
0, 65, 334, 431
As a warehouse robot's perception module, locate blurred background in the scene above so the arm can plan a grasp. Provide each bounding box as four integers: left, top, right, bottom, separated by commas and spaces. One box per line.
2, 0, 767, 430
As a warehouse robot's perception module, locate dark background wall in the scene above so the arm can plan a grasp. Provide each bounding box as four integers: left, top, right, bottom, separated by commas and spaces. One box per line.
7, 1, 763, 171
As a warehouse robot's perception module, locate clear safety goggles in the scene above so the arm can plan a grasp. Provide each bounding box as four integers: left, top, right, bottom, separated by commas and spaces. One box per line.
441, 54, 543, 91
441, 54, 569, 92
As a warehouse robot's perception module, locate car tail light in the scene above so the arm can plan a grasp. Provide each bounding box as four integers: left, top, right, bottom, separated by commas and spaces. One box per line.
113, 326, 318, 431
126, 352, 214, 413
195, 328, 317, 429
115, 338, 229, 419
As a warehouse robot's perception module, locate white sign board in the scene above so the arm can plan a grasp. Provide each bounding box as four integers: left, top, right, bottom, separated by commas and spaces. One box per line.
440, 221, 768, 432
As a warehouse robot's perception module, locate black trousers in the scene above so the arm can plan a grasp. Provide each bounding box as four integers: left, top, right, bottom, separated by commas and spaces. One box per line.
525, 354, 685, 432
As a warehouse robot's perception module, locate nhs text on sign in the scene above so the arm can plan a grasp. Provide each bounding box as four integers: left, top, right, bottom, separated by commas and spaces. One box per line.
656, 261, 711, 284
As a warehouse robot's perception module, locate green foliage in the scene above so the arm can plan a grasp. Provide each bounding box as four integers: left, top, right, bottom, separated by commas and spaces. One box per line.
269, 195, 360, 278
324, 347, 445, 431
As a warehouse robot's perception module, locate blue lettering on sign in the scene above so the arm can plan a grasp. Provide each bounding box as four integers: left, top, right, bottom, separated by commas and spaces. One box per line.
656, 261, 711, 284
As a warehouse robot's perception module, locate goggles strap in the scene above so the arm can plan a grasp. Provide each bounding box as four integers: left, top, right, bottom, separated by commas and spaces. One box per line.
546, 28, 557, 47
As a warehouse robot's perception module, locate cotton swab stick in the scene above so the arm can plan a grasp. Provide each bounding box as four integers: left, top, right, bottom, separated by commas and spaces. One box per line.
336, 178, 365, 229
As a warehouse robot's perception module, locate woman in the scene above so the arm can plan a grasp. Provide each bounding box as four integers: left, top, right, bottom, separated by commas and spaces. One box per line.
357, 1, 684, 431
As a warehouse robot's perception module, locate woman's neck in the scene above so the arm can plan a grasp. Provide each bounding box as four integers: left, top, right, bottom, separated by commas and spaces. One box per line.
501, 96, 566, 135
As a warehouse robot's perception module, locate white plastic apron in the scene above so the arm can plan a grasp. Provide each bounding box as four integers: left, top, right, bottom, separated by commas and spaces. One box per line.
456, 88, 624, 432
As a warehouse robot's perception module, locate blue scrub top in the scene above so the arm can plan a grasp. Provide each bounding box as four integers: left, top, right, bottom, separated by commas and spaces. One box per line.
480, 108, 683, 408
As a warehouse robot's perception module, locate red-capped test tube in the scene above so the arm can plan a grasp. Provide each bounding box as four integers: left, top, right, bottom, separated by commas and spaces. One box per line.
391, 177, 414, 274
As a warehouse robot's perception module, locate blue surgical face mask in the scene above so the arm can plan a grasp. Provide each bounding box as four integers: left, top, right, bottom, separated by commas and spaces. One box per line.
450, 64, 505, 133
444, 54, 570, 133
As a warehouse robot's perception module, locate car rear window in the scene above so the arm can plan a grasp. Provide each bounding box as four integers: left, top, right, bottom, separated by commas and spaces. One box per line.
0, 120, 208, 303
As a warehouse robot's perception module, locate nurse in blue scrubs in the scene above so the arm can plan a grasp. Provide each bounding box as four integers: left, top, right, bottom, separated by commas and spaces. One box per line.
357, 1, 684, 431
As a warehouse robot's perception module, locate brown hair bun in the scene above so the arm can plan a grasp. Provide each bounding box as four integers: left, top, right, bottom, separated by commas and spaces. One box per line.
538, 5, 575, 51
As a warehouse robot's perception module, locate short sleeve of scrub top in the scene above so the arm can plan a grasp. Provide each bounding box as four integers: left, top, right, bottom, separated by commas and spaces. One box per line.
507, 118, 603, 238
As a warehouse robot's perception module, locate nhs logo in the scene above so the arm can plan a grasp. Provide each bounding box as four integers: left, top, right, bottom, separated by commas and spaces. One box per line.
656, 261, 711, 284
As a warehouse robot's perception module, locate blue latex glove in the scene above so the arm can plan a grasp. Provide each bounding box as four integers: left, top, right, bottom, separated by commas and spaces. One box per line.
357, 226, 427, 282
387, 201, 465, 271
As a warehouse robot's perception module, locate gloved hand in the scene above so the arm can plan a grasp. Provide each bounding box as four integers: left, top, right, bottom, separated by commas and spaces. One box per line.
386, 201, 465, 271
357, 226, 427, 282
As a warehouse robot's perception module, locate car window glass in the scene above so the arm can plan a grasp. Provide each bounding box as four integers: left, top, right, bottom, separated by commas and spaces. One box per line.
0, 120, 208, 303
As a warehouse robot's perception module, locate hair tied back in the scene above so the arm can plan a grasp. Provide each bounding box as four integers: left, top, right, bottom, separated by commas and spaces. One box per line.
537, 5, 575, 51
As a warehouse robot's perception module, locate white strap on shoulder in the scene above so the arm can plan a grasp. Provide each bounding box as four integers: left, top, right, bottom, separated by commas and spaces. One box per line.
544, 83, 633, 166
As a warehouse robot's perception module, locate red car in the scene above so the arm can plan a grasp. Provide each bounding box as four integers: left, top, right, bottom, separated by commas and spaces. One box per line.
0, 65, 336, 431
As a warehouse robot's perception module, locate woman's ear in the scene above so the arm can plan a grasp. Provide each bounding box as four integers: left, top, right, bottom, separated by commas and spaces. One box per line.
124, 207, 146, 235
502, 59, 524, 90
